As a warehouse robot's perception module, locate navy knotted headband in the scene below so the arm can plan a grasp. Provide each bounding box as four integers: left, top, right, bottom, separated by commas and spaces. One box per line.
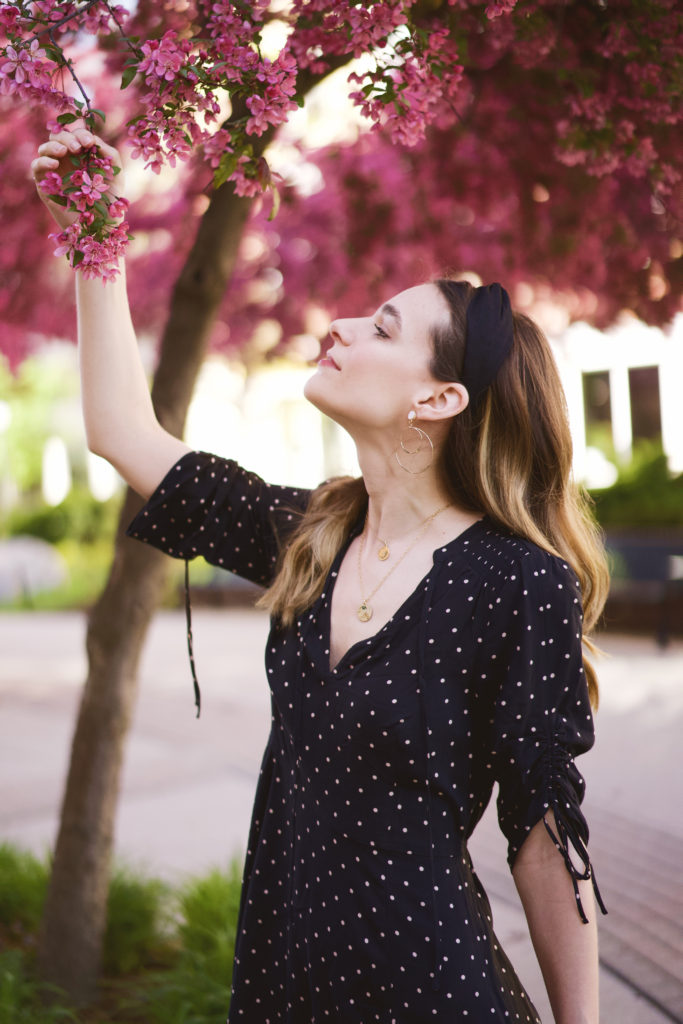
463, 283, 514, 408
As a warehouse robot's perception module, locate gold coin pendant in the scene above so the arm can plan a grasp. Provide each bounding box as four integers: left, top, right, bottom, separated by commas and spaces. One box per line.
377, 544, 390, 561
357, 602, 373, 622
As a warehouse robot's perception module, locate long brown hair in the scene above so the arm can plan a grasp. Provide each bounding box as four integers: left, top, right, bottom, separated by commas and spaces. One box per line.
258, 279, 609, 707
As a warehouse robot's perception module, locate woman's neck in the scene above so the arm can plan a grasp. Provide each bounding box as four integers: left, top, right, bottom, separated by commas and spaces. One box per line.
355, 439, 471, 545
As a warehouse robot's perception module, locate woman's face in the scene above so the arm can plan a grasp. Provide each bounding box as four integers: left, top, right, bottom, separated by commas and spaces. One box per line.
304, 283, 454, 435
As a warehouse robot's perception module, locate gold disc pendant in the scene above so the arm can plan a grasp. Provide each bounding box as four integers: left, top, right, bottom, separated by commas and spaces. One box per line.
377, 543, 390, 561
357, 602, 373, 622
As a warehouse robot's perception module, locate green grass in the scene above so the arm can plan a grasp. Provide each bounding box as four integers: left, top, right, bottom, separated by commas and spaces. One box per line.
103, 869, 172, 977
0, 950, 78, 1023
0, 843, 243, 1023
0, 844, 50, 936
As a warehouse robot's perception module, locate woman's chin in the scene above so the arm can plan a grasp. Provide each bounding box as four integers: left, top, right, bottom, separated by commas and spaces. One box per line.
304, 372, 335, 414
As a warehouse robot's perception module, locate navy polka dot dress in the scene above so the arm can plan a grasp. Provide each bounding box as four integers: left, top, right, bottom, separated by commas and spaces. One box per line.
127, 452, 605, 1023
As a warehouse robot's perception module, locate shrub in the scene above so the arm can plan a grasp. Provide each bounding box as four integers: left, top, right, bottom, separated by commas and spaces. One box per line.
139, 864, 243, 1024
4, 487, 119, 546
0, 843, 244, 1023
0, 844, 49, 935
0, 951, 77, 1023
103, 867, 172, 976
589, 445, 683, 529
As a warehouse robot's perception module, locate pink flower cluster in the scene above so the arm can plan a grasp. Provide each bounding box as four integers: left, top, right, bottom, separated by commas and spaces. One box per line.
0, 37, 52, 96
123, 8, 297, 196
138, 31, 187, 85
1, 0, 679, 283
49, 220, 130, 280
349, 25, 464, 147
38, 146, 130, 279
287, 0, 410, 68
26, 1, 129, 38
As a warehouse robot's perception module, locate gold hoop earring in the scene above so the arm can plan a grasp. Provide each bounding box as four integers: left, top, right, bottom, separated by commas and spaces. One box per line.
394, 411, 434, 474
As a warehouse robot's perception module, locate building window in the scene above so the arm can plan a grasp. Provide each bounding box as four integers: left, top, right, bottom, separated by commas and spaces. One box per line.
583, 370, 613, 457
629, 365, 661, 441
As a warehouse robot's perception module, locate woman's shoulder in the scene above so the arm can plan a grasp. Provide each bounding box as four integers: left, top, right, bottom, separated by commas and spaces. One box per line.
462, 515, 581, 600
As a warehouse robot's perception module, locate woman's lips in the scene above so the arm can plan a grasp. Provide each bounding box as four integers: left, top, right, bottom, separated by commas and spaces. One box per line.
317, 355, 340, 370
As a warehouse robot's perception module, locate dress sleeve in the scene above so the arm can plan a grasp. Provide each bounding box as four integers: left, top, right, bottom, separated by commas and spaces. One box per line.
483, 552, 607, 923
125, 450, 311, 587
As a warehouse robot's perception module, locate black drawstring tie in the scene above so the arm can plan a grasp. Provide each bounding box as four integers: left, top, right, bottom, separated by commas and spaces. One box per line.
184, 558, 201, 718
541, 759, 608, 923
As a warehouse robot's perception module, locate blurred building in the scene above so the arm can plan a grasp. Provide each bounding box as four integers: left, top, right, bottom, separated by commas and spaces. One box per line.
554, 314, 683, 487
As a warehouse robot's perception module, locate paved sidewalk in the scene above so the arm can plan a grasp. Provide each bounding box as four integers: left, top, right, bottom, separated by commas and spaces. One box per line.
1, 610, 682, 1022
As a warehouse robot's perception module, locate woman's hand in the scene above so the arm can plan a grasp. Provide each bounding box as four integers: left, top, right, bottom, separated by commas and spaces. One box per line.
31, 126, 125, 231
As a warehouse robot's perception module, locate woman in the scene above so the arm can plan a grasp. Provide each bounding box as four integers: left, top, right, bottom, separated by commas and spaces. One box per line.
33, 127, 608, 1024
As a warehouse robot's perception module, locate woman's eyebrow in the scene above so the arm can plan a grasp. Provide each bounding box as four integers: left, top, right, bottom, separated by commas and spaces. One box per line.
379, 303, 402, 329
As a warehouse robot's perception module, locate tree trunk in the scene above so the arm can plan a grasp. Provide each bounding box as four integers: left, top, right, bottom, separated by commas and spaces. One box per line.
36, 180, 255, 1005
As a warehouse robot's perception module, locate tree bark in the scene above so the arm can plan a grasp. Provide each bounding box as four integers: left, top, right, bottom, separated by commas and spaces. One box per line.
36, 180, 257, 1004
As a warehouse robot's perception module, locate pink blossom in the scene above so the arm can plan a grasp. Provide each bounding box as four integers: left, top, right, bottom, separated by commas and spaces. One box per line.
38, 171, 64, 197
1, 39, 47, 86
246, 94, 270, 136
230, 156, 261, 198
486, 0, 518, 19
203, 128, 233, 169
0, 5, 19, 31
78, 171, 107, 205
138, 31, 186, 84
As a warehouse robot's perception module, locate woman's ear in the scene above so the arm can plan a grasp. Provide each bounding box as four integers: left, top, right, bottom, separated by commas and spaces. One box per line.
414, 382, 469, 422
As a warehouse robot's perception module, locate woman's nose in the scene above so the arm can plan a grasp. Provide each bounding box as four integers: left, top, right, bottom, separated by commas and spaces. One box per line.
329, 319, 351, 346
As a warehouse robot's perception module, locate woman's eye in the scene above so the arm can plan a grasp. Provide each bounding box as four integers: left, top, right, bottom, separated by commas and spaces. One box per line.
374, 323, 389, 339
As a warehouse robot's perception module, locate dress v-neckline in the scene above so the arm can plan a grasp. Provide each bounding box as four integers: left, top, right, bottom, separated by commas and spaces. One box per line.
323, 515, 488, 675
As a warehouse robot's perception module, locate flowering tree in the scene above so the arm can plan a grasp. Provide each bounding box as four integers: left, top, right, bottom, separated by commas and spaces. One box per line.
2, 0, 680, 373
0, 0, 464, 279
1, 0, 681, 1007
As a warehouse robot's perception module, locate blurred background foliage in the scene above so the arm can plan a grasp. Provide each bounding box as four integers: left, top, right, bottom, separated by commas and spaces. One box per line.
0, 841, 241, 1022
591, 441, 683, 529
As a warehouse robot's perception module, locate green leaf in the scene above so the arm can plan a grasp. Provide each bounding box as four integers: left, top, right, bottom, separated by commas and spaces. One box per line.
267, 184, 280, 222
72, 250, 84, 267
91, 108, 106, 123
213, 151, 238, 189
57, 112, 79, 125
46, 195, 68, 207
121, 65, 137, 90
94, 201, 109, 218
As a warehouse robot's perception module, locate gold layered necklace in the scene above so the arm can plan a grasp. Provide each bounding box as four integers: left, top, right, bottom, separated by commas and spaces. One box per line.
356, 504, 450, 622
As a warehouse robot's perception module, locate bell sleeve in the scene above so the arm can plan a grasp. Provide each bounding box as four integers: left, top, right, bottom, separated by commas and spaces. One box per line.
125, 451, 312, 717
125, 450, 311, 587
485, 552, 607, 923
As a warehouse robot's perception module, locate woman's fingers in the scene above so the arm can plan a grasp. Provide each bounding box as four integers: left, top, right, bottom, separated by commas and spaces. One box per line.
37, 140, 67, 159
48, 128, 82, 151
31, 155, 60, 176
33, 124, 126, 231
45, 126, 122, 164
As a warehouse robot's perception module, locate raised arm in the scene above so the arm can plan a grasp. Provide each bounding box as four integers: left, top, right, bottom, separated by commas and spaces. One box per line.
31, 126, 190, 499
